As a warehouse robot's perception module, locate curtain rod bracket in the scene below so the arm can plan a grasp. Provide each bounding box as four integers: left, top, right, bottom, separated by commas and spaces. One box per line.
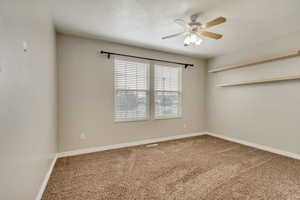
100, 50, 111, 59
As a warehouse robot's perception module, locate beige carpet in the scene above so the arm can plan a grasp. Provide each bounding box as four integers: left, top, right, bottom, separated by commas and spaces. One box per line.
42, 135, 300, 200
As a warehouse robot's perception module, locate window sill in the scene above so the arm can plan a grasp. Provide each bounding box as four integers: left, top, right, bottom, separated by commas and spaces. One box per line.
114, 118, 149, 123
154, 116, 182, 120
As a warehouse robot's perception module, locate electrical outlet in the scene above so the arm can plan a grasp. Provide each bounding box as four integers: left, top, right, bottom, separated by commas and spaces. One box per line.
0, 60, 3, 72
183, 124, 187, 128
80, 132, 86, 140
23, 41, 28, 52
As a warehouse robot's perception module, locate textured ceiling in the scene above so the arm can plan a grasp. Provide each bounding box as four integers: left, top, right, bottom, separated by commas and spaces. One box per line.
50, 0, 300, 58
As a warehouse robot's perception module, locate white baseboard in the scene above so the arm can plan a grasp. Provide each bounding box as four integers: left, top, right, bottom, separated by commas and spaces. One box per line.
37, 131, 300, 199
35, 154, 58, 200
205, 132, 300, 160
58, 132, 206, 158
57, 132, 300, 160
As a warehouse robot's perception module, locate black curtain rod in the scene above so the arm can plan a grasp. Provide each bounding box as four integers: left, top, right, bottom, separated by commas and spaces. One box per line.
99, 50, 194, 69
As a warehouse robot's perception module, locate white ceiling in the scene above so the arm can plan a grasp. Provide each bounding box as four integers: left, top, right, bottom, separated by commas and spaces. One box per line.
50, 0, 300, 58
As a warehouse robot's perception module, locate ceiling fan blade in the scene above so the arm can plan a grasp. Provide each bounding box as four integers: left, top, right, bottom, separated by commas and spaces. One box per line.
174, 19, 190, 30
162, 32, 185, 40
201, 31, 223, 39
200, 17, 226, 29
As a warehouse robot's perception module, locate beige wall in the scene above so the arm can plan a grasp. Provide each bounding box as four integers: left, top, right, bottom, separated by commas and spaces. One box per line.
57, 33, 206, 152
0, 0, 57, 199
206, 31, 300, 155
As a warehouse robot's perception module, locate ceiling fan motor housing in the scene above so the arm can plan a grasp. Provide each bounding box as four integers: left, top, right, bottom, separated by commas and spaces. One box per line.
189, 22, 202, 32
189, 22, 201, 27
189, 13, 201, 29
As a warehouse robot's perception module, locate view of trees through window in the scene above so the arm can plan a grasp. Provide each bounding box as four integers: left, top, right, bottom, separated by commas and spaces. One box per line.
116, 91, 147, 120
155, 92, 179, 117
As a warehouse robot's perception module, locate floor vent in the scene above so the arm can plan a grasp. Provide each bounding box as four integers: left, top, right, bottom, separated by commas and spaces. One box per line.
145, 143, 159, 148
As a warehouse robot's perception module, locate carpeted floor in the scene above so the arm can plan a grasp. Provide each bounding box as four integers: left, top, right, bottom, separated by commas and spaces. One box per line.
42, 135, 300, 200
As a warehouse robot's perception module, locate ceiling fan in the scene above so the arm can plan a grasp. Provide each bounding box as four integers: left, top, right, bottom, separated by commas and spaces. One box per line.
162, 14, 226, 46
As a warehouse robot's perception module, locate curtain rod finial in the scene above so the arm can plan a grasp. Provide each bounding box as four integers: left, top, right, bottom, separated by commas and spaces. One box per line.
184, 64, 194, 69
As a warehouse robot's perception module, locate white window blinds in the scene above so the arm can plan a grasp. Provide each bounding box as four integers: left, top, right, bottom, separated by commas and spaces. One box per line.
114, 59, 149, 121
155, 65, 182, 119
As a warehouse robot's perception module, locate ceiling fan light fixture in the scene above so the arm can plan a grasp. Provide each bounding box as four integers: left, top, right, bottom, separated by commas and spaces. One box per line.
184, 33, 202, 46
162, 15, 226, 46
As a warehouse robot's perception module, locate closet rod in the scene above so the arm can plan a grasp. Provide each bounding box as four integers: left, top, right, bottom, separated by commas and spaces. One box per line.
217, 75, 300, 87
99, 50, 194, 69
209, 50, 300, 73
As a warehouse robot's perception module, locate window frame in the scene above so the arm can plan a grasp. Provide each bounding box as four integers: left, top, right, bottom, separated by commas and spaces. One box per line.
113, 57, 150, 122
154, 64, 182, 120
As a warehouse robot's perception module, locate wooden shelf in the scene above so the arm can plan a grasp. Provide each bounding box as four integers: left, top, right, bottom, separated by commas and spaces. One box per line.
209, 50, 300, 73
217, 75, 300, 87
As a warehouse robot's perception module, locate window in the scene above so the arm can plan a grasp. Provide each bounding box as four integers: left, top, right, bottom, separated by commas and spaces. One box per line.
114, 59, 149, 121
155, 65, 182, 119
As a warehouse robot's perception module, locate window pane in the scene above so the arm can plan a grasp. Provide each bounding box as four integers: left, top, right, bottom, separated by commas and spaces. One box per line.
114, 59, 149, 121
155, 64, 182, 119
155, 92, 180, 118
115, 59, 148, 90
155, 65, 181, 91
115, 91, 148, 121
